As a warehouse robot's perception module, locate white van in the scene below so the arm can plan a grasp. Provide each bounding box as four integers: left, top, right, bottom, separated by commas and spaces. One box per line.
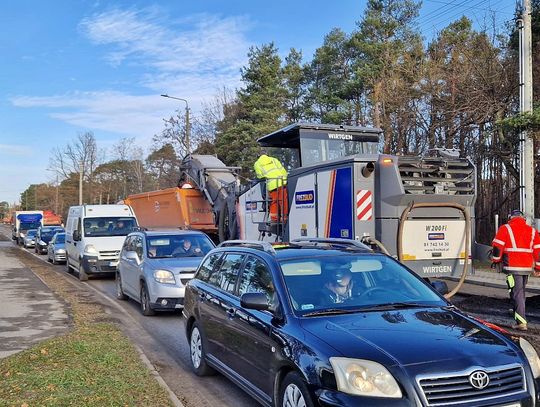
66, 205, 138, 281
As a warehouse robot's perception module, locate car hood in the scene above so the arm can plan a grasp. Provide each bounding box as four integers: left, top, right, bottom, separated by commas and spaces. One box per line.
301, 307, 518, 367
145, 257, 202, 274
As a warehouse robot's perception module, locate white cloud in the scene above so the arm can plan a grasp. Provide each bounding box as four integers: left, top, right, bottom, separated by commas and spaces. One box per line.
11, 7, 249, 139
0, 144, 33, 156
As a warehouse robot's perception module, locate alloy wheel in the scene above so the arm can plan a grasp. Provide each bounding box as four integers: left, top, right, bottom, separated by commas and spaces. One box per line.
190, 327, 202, 369
282, 383, 306, 407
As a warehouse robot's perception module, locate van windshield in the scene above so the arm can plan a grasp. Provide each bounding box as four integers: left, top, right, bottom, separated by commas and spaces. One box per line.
83, 217, 137, 237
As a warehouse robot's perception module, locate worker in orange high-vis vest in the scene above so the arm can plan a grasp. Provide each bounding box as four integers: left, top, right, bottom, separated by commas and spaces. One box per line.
492, 209, 540, 331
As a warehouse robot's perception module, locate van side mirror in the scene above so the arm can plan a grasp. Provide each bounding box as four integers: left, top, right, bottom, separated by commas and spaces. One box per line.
73, 230, 81, 241
240, 292, 269, 311
431, 280, 449, 295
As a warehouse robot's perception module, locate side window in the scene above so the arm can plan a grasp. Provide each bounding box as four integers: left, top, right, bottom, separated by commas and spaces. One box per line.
238, 256, 275, 305
197, 253, 222, 282
134, 236, 143, 259
209, 253, 244, 294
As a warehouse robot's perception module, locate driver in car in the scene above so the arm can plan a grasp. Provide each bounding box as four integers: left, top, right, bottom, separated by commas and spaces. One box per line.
321, 265, 355, 304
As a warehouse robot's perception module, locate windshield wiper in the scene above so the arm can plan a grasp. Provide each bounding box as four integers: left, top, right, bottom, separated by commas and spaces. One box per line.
303, 308, 362, 317
358, 302, 434, 311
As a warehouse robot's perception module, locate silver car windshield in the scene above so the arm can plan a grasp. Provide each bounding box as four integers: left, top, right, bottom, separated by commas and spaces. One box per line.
146, 235, 214, 259
83, 217, 137, 237
279, 254, 446, 315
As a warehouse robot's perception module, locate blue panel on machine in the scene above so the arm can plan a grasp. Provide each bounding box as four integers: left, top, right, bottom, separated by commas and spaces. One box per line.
329, 168, 352, 238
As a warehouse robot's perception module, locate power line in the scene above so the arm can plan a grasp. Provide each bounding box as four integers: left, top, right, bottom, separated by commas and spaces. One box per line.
424, 0, 514, 15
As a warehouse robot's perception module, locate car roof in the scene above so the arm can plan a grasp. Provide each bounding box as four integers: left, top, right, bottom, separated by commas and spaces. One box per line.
134, 229, 208, 237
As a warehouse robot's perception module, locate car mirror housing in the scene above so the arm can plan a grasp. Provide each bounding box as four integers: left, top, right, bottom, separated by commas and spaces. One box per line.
431, 280, 449, 295
241, 292, 269, 311
125, 251, 140, 264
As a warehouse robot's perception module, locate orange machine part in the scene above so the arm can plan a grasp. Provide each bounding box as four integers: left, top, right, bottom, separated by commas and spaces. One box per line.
125, 187, 216, 233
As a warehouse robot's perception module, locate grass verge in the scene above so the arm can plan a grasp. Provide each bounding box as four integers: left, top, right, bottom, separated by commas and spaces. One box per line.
0, 248, 173, 407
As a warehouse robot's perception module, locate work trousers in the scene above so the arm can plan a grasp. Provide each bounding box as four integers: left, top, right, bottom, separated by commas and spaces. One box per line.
506, 273, 529, 324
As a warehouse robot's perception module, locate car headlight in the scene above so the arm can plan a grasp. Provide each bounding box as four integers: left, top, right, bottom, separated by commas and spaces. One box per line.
153, 269, 175, 284
519, 338, 540, 378
39, 240, 46, 246
330, 357, 402, 398
84, 244, 98, 255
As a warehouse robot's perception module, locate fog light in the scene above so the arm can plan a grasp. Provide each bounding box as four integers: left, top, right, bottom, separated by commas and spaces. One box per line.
161, 299, 168, 306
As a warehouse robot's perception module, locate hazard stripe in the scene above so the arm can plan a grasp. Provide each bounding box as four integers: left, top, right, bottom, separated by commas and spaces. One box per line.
356, 190, 373, 221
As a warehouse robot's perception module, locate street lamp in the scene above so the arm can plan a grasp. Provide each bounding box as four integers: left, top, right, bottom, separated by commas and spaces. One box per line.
161, 94, 191, 155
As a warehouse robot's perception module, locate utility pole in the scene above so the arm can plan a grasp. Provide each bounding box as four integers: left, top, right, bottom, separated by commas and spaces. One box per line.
79, 161, 84, 205
519, 0, 535, 222
160, 94, 191, 155
54, 174, 59, 214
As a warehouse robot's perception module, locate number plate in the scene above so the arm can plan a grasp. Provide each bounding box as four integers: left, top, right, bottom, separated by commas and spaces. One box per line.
109, 261, 119, 267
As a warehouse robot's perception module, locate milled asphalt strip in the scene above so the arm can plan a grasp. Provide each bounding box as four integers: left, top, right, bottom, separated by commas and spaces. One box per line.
11, 244, 184, 407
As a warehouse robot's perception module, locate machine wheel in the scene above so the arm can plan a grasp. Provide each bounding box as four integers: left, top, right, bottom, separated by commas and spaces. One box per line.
140, 284, 155, 316
279, 372, 314, 407
189, 322, 215, 376
78, 264, 89, 281
116, 273, 128, 300
218, 203, 238, 243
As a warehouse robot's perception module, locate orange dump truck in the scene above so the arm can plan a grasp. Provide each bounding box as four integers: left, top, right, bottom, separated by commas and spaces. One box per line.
124, 187, 216, 234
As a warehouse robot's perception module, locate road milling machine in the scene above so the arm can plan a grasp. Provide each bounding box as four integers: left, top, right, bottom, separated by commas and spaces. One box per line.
179, 123, 476, 279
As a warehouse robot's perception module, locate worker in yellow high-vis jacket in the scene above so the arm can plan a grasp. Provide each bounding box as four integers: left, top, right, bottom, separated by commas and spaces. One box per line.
253, 154, 288, 222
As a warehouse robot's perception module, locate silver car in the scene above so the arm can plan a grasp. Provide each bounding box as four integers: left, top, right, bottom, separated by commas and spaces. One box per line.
116, 230, 215, 316
47, 232, 67, 264
23, 229, 38, 249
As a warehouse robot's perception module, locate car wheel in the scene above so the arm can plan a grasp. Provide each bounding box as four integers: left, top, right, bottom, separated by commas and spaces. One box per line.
280, 372, 314, 407
189, 322, 215, 376
78, 264, 89, 281
140, 284, 155, 316
116, 272, 128, 300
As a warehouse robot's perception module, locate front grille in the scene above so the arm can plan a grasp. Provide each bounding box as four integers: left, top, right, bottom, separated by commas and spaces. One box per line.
417, 364, 525, 406
99, 250, 120, 259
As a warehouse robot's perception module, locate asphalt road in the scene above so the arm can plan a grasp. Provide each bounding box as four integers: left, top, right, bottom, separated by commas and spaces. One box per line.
0, 226, 256, 407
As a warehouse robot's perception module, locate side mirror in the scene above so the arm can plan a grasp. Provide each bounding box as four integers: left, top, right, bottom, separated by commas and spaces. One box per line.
73, 230, 81, 241
431, 280, 449, 295
125, 251, 140, 264
240, 292, 269, 311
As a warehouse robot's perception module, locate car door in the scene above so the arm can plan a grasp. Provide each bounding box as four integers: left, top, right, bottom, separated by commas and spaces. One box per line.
202, 253, 245, 368
228, 255, 279, 397
67, 217, 81, 268
120, 236, 138, 298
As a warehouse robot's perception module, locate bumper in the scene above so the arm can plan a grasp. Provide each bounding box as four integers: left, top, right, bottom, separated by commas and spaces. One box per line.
81, 255, 119, 274
53, 252, 67, 262
317, 389, 534, 407
147, 280, 186, 309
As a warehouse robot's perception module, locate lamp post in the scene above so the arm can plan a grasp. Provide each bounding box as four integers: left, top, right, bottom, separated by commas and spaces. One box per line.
160, 94, 191, 155
79, 161, 83, 205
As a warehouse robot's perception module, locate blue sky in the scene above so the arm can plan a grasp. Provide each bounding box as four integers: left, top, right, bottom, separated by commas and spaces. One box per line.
0, 0, 517, 204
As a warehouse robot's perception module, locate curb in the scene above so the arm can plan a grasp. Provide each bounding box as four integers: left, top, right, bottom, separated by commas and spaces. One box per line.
1, 229, 184, 407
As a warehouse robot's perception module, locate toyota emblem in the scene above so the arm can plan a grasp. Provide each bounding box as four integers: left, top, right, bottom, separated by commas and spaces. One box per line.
469, 370, 490, 390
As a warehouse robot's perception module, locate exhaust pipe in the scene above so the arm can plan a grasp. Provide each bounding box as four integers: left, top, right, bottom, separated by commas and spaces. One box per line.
362, 162, 375, 178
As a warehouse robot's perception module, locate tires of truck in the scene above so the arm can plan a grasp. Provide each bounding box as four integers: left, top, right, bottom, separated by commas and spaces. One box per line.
140, 283, 155, 316
116, 272, 128, 300
78, 263, 89, 281
218, 203, 238, 243
189, 322, 215, 376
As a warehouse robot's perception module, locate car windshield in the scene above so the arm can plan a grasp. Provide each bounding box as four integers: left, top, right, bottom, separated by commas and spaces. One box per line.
21, 222, 41, 231
146, 234, 215, 259
55, 234, 65, 244
83, 217, 137, 237
41, 228, 64, 239
279, 254, 446, 315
